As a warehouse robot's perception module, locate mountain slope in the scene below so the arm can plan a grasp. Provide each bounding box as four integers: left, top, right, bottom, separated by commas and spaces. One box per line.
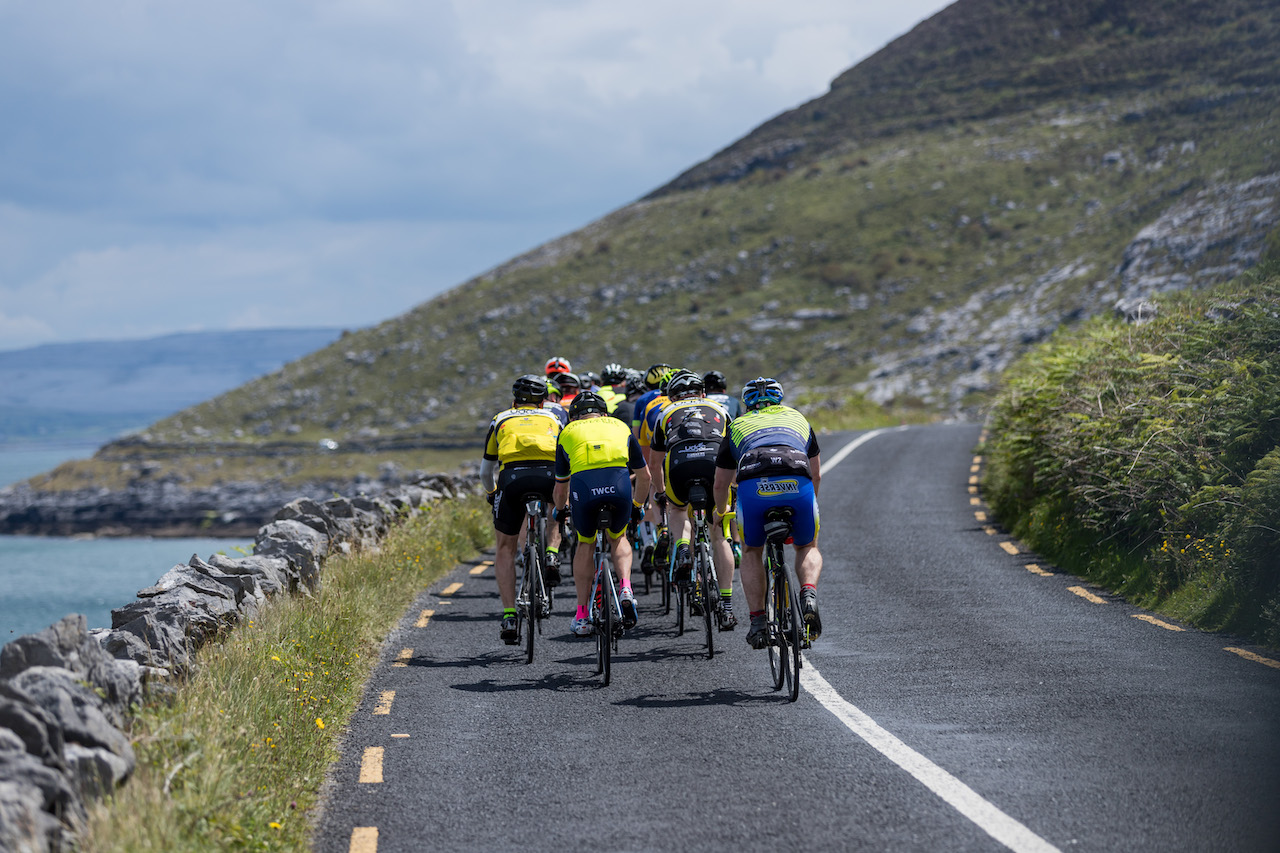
38, 0, 1280, 487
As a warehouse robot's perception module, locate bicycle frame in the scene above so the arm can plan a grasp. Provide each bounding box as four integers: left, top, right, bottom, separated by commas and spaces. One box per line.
762, 509, 803, 702
589, 506, 623, 685
516, 494, 551, 664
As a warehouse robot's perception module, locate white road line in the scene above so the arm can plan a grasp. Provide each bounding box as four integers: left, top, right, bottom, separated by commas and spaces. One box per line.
823, 426, 906, 473
802, 659, 1060, 853
808, 426, 1059, 853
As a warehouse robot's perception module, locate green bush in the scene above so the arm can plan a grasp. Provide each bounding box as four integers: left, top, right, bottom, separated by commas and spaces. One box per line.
984, 263, 1280, 646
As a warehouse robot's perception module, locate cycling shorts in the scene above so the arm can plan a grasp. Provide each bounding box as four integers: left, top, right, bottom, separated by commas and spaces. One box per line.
664, 442, 718, 509
492, 462, 555, 536
567, 467, 633, 544
736, 475, 818, 548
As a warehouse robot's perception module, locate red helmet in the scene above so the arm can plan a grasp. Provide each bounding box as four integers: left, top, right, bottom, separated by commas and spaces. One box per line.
544, 356, 572, 376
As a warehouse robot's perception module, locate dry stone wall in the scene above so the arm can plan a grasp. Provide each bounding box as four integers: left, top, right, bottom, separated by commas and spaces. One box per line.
0, 473, 476, 852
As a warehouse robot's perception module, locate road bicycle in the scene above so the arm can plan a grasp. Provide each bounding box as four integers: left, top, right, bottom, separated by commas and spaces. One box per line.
515, 493, 553, 664
655, 504, 672, 615
763, 506, 803, 702
588, 505, 625, 685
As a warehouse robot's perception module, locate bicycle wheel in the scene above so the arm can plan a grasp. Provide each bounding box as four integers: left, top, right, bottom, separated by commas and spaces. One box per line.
785, 567, 803, 702
697, 539, 715, 659
770, 547, 789, 691
523, 543, 539, 664
601, 566, 614, 686
765, 549, 783, 690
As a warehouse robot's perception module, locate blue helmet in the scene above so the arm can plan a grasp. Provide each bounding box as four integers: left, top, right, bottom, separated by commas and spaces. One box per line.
741, 377, 783, 410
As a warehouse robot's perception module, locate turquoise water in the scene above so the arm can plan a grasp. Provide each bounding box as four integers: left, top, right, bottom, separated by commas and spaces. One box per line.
0, 446, 250, 643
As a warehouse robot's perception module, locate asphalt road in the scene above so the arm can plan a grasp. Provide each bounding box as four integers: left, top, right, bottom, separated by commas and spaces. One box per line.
315, 423, 1280, 853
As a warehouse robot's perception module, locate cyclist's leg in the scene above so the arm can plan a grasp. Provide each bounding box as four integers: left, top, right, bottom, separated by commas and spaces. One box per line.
494, 530, 520, 609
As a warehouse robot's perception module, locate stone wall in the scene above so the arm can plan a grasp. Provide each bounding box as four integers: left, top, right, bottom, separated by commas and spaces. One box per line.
0, 473, 476, 852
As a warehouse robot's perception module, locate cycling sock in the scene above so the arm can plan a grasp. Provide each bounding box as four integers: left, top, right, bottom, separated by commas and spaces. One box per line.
676, 537, 690, 550
749, 610, 765, 619
575, 605, 588, 620
620, 578, 632, 592
719, 589, 733, 603
503, 607, 517, 618
802, 584, 817, 593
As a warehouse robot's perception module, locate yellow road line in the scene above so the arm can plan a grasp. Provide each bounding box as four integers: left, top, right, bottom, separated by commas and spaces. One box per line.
391, 733, 410, 738
415, 609, 434, 628
1068, 585, 1106, 604
970, 465, 980, 474
975, 511, 988, 522
968, 485, 978, 495
970, 497, 981, 506
392, 648, 412, 667
440, 582, 464, 596
359, 747, 384, 783
1132, 614, 1183, 631
983, 525, 997, 536
969, 475, 978, 485
469, 565, 487, 575
1025, 563, 1053, 577
1224, 647, 1280, 670
373, 691, 395, 716
972, 456, 982, 465
349, 827, 378, 853
478, 559, 494, 566
998, 541, 1018, 555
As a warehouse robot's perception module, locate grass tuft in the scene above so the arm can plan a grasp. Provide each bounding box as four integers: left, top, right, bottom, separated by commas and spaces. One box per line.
84, 496, 490, 852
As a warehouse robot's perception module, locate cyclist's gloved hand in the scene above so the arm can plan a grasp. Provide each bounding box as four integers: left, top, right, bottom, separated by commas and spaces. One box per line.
630, 502, 644, 524
486, 492, 496, 506
656, 493, 668, 510
553, 505, 570, 522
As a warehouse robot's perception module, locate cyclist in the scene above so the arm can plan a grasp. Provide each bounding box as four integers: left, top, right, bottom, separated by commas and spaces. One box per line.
553, 391, 651, 636
481, 374, 564, 644
599, 363, 628, 413
712, 377, 823, 649
611, 369, 646, 427
703, 370, 743, 419
630, 363, 673, 567
649, 370, 738, 629
544, 356, 572, 378
553, 371, 582, 409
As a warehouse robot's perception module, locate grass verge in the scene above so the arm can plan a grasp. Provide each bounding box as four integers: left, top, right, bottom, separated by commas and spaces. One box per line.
84, 495, 490, 852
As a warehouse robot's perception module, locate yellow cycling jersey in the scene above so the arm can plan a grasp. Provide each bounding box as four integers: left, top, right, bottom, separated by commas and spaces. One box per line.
637, 393, 670, 448
483, 405, 562, 466
555, 416, 645, 481
598, 386, 623, 413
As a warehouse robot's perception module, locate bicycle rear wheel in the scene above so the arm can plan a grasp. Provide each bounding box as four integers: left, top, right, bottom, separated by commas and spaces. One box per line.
785, 569, 803, 701
766, 549, 785, 691
697, 539, 715, 659
601, 571, 614, 686
523, 544, 539, 664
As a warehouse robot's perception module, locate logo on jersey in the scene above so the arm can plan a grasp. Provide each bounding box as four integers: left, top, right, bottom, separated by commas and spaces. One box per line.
591, 486, 617, 496
756, 478, 800, 496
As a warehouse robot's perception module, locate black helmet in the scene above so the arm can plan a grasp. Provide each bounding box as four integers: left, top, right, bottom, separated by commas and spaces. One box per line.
644, 363, 673, 389
624, 370, 647, 397
702, 370, 727, 393
569, 390, 608, 419
666, 370, 703, 400
582, 371, 601, 388
552, 372, 581, 393
512, 374, 549, 405
601, 363, 627, 385
741, 377, 784, 410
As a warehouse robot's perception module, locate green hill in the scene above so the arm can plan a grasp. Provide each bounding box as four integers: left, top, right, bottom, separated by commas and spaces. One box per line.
38, 0, 1280, 488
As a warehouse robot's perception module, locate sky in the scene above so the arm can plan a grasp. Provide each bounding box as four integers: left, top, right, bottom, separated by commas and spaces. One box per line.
0, 0, 953, 351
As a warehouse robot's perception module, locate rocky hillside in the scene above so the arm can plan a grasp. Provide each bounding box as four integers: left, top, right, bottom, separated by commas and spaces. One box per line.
29, 0, 1280, 489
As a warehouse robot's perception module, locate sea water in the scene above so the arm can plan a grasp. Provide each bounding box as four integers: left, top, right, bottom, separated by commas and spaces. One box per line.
0, 445, 249, 643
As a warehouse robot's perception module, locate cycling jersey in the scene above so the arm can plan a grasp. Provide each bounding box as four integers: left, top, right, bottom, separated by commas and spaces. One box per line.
715, 404, 819, 480
707, 392, 743, 419
556, 415, 646, 542
652, 398, 730, 507
599, 385, 624, 413
631, 388, 662, 435
483, 405, 562, 469
612, 397, 636, 426
542, 400, 569, 426
637, 393, 670, 448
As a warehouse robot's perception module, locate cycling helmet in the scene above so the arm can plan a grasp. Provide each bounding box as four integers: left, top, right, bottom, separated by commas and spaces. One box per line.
544, 356, 572, 376
657, 367, 681, 394
702, 370, 728, 393
568, 390, 608, 419
512, 374, 549, 405
552, 371, 581, 393
741, 377, 784, 410
601, 363, 627, 385
665, 370, 703, 401
582, 371, 601, 389
644, 363, 674, 389
624, 371, 647, 397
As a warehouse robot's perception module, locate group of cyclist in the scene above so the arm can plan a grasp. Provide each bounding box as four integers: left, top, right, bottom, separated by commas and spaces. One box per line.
480, 356, 824, 653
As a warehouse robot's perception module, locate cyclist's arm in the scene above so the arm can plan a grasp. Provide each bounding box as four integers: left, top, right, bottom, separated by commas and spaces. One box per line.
480, 458, 498, 493
713, 464, 736, 517
809, 453, 821, 497
627, 435, 651, 509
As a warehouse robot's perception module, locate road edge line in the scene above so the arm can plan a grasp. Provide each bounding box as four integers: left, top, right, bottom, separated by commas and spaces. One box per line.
801, 658, 1060, 853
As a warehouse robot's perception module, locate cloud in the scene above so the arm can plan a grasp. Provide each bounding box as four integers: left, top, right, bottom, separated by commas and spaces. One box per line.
0, 0, 953, 349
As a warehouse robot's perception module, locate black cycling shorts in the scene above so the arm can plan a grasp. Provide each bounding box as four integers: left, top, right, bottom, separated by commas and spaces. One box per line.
664, 442, 718, 509
567, 467, 633, 544
492, 462, 555, 536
